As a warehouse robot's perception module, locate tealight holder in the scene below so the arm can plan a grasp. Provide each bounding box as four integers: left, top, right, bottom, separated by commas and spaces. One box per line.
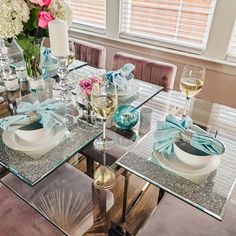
114, 104, 139, 130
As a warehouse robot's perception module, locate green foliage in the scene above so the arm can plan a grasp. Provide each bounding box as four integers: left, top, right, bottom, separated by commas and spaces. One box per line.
15, 7, 49, 77
16, 34, 41, 77
24, 8, 38, 32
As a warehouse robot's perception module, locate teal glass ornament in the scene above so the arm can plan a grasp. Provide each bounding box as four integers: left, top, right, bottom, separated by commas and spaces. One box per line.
114, 104, 139, 130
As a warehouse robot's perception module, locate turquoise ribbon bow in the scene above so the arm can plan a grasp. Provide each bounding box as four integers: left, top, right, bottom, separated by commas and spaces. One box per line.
41, 46, 58, 79
154, 114, 224, 155
105, 63, 135, 90
0, 99, 65, 130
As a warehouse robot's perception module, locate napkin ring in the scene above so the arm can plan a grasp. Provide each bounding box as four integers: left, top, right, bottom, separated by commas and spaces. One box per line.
181, 130, 193, 143
26, 112, 38, 123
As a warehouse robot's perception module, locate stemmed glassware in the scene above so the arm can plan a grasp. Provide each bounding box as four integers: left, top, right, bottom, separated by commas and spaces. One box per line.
180, 65, 205, 116
90, 81, 118, 189
65, 102, 79, 138
68, 41, 78, 92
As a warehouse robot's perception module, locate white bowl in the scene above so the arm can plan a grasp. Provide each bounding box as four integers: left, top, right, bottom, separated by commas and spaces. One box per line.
15, 124, 51, 144
173, 142, 213, 168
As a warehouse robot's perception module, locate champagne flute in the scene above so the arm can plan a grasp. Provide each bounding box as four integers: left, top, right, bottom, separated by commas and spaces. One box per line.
180, 65, 205, 116
65, 102, 79, 138
68, 41, 75, 66
91, 81, 117, 189
68, 41, 77, 91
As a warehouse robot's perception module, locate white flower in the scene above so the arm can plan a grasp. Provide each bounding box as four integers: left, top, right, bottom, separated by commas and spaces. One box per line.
48, 0, 73, 26
0, 0, 30, 39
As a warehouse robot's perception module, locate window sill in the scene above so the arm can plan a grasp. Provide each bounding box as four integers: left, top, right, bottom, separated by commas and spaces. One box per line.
71, 22, 106, 35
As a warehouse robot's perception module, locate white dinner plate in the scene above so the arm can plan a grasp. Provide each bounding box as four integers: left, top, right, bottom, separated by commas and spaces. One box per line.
2, 124, 66, 152
117, 80, 140, 97
152, 150, 221, 178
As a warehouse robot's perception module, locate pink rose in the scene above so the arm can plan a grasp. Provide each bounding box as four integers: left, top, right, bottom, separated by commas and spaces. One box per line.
38, 11, 53, 29
30, 0, 52, 6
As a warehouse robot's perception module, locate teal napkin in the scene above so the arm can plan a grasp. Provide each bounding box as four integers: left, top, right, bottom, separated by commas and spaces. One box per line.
154, 114, 224, 155
0, 99, 65, 130
105, 63, 135, 91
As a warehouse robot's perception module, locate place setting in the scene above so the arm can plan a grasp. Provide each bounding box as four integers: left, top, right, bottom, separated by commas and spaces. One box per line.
151, 113, 225, 184
0, 97, 67, 159
105, 63, 140, 102
150, 65, 225, 184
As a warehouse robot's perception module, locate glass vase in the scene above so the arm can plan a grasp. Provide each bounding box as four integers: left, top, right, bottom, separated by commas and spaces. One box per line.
16, 38, 43, 79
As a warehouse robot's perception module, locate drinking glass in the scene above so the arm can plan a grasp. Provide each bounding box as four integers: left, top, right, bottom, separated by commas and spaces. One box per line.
65, 102, 79, 138
91, 82, 118, 149
180, 65, 205, 116
91, 81, 118, 189
68, 41, 75, 66
68, 41, 77, 92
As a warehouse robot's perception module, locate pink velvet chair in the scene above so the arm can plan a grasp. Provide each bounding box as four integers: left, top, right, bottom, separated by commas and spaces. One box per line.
0, 183, 65, 236
73, 39, 106, 69
113, 52, 177, 90
137, 193, 236, 236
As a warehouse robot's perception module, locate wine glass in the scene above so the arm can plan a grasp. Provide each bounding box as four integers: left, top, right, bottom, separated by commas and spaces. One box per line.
68, 41, 77, 92
180, 65, 205, 116
68, 41, 75, 66
65, 102, 79, 138
91, 81, 118, 149
91, 81, 118, 189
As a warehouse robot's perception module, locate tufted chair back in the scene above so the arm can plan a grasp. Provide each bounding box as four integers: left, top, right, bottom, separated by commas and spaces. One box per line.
113, 52, 177, 90
73, 39, 106, 69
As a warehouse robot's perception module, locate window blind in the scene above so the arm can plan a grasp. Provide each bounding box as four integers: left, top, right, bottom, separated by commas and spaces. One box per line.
227, 20, 236, 63
66, 0, 106, 31
120, 0, 216, 53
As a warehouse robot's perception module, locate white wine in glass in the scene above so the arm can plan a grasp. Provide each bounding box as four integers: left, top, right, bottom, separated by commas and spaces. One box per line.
91, 82, 118, 189
68, 53, 75, 66
180, 65, 205, 116
92, 94, 117, 119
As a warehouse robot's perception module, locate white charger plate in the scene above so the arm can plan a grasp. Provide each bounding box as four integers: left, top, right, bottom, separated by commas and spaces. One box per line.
2, 125, 66, 152
152, 150, 221, 177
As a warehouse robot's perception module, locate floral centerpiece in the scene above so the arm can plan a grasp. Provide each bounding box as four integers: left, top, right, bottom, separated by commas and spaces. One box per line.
79, 76, 102, 96
78, 75, 102, 122
0, 0, 72, 78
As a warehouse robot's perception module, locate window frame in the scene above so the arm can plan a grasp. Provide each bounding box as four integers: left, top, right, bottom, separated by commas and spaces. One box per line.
119, 0, 218, 55
226, 19, 236, 63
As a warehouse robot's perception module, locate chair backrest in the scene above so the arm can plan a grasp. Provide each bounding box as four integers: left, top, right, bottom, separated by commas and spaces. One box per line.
113, 52, 177, 90
73, 39, 106, 69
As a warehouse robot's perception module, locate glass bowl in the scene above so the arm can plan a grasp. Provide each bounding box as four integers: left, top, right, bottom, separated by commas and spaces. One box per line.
113, 104, 139, 130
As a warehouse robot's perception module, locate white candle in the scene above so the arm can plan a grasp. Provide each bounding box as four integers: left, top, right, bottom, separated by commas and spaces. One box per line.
48, 19, 69, 57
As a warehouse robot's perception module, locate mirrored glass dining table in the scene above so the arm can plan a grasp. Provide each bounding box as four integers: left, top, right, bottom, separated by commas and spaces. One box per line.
0, 63, 163, 235
1, 62, 236, 235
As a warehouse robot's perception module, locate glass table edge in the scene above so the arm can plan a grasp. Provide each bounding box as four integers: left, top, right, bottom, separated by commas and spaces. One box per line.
116, 160, 225, 221
0, 129, 102, 187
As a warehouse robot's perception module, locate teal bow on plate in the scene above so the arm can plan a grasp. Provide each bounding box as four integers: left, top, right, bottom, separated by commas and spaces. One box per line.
105, 63, 135, 91
154, 114, 225, 155
41, 46, 58, 79
0, 99, 65, 130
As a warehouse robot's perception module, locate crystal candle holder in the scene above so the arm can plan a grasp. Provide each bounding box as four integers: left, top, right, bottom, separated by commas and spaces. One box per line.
57, 57, 71, 101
